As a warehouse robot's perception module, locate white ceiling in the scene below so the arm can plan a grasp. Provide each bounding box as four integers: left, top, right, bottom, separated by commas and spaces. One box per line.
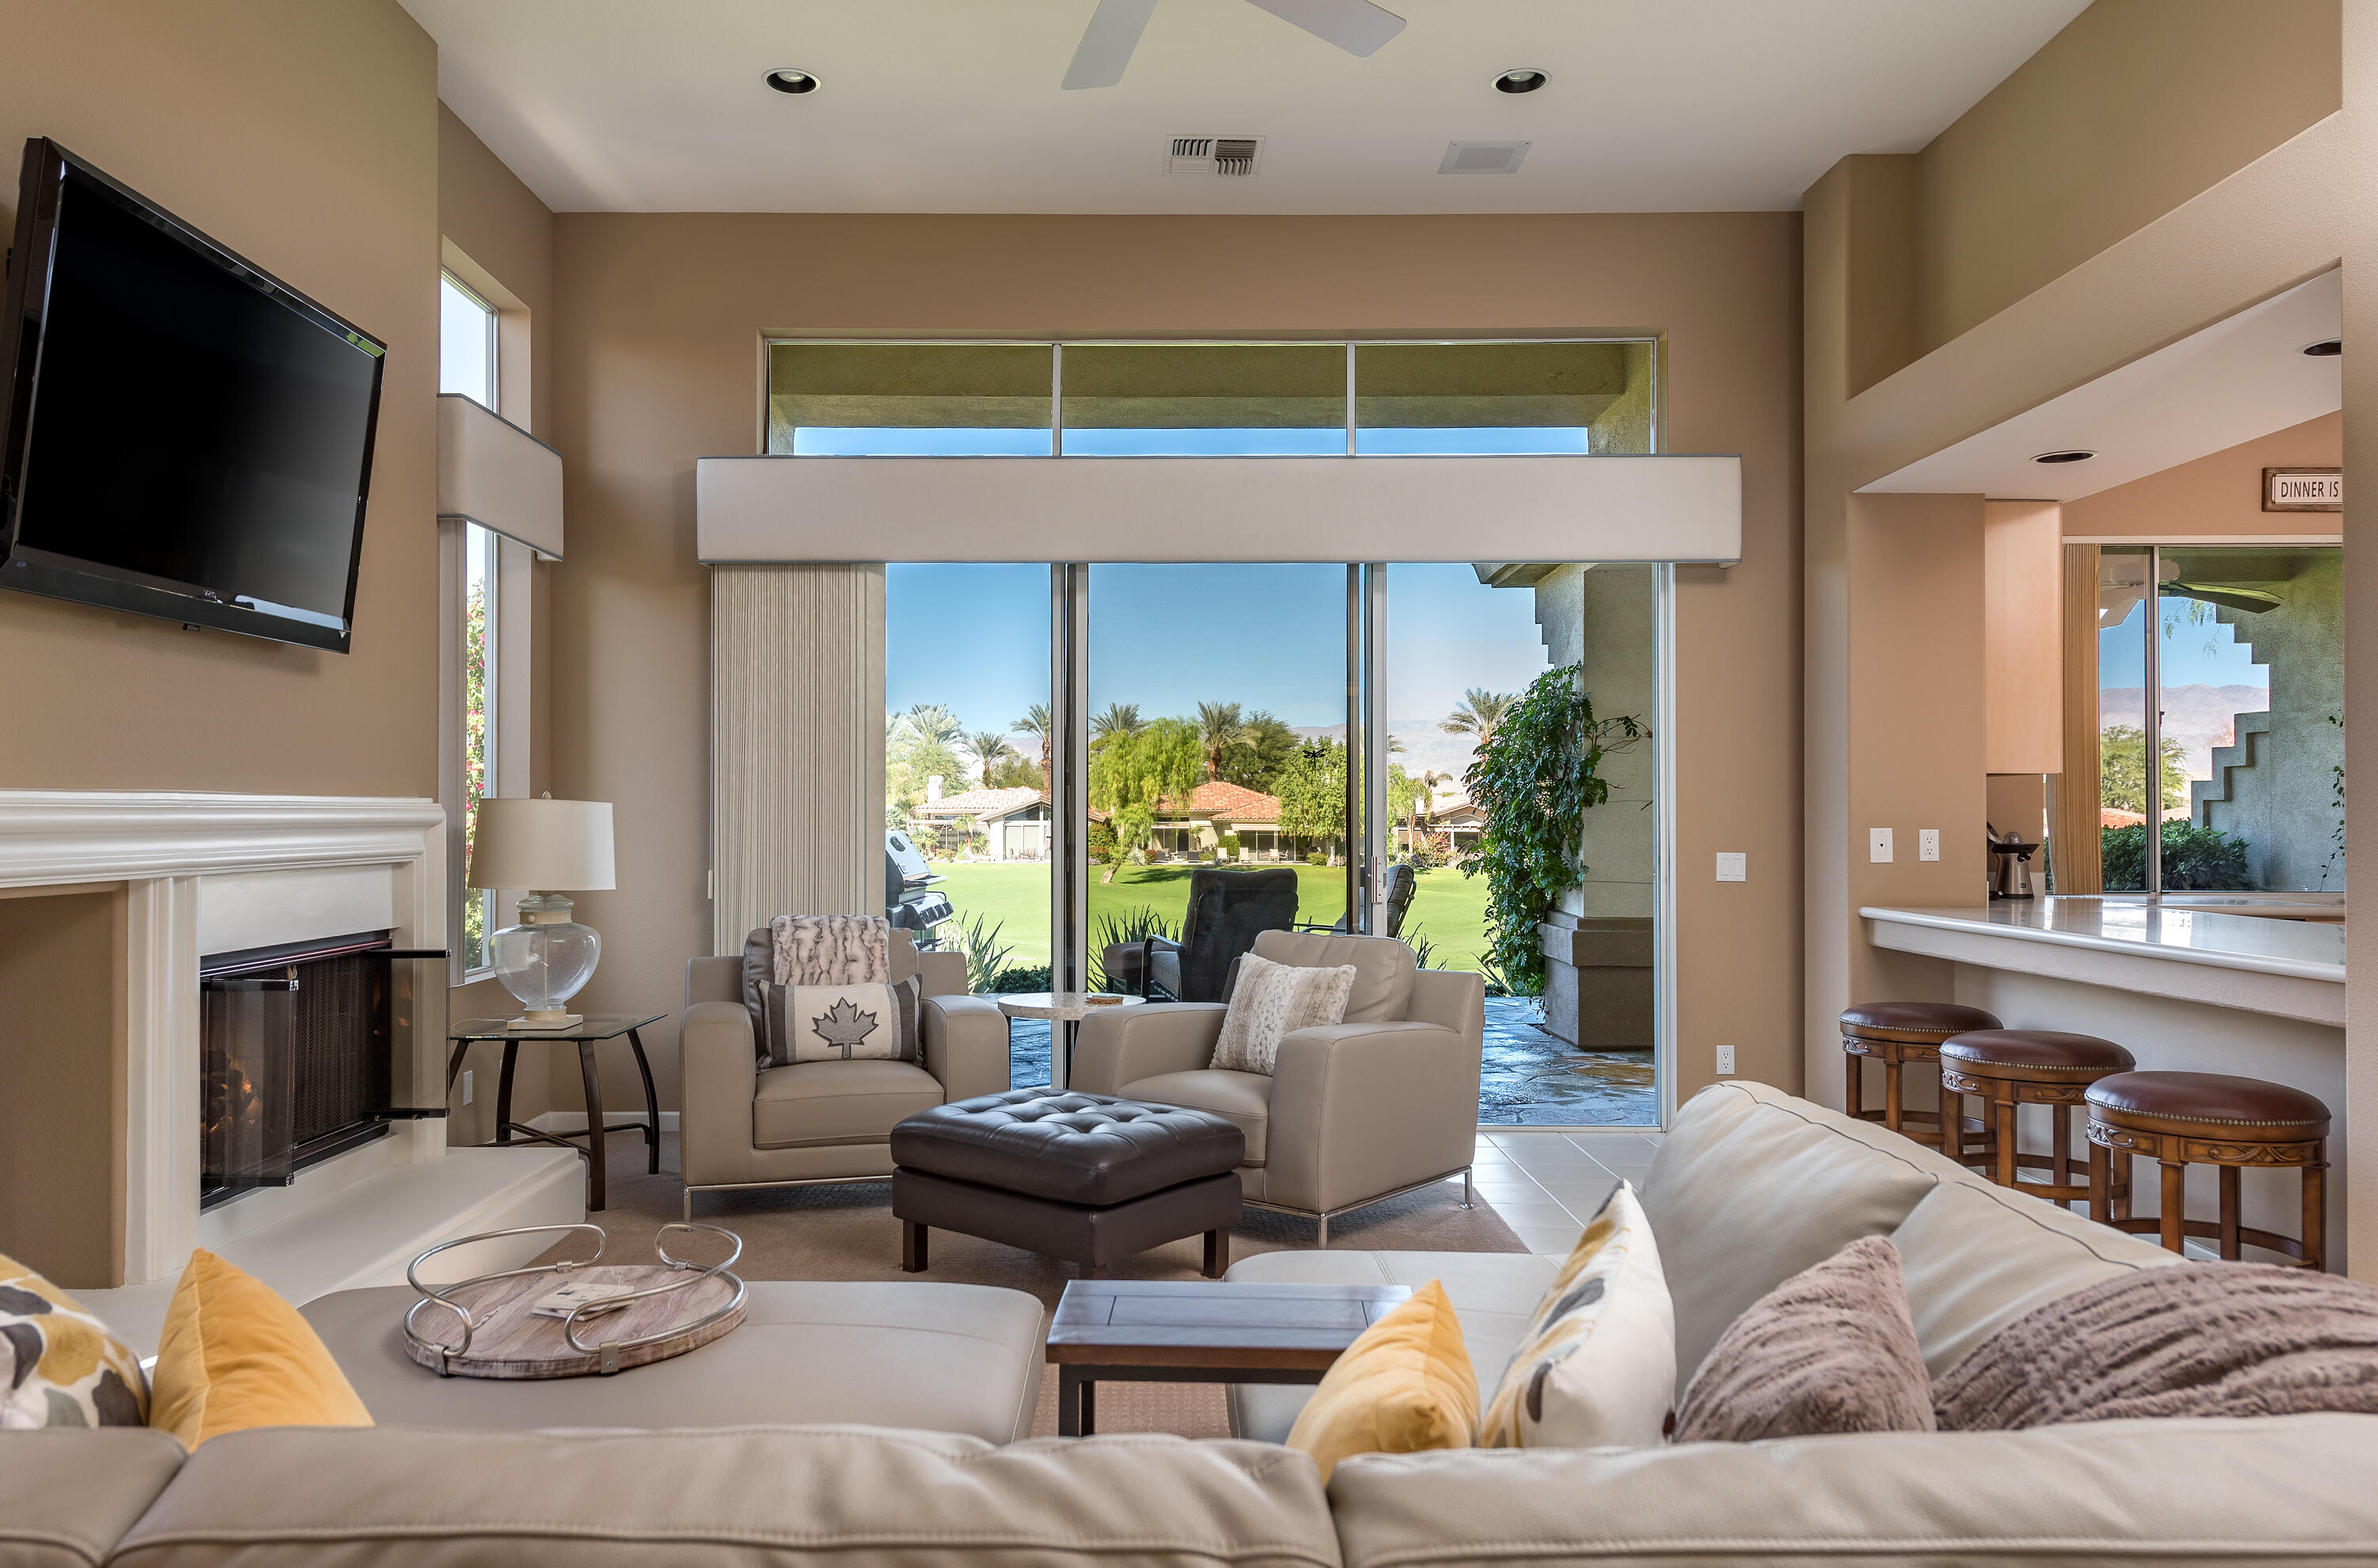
404, 0, 2089, 215
1860, 270, 2342, 503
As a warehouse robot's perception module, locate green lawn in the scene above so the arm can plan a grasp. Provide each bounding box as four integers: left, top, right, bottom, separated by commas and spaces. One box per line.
925, 860, 1494, 979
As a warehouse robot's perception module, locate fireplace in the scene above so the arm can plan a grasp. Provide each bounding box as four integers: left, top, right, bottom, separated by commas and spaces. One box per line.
200, 931, 445, 1207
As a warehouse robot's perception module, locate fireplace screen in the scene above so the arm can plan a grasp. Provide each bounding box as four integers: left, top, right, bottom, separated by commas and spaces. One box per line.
200, 932, 445, 1207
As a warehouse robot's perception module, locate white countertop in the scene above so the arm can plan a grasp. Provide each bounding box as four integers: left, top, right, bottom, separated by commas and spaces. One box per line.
1861, 899, 2344, 981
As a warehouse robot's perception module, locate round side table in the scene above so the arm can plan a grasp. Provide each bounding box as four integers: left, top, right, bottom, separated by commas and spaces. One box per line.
996, 991, 1146, 1089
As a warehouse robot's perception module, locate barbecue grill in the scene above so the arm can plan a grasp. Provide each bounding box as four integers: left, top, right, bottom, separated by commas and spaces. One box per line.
885, 830, 954, 949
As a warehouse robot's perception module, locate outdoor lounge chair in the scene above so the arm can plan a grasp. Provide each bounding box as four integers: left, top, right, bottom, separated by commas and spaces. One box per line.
1142, 866, 1300, 1002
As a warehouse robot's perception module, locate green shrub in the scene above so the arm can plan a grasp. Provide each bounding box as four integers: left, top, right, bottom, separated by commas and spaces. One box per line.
2099, 822, 2250, 890
990, 964, 1051, 993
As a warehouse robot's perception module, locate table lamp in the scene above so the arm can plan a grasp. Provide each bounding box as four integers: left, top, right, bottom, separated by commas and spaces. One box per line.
467, 796, 616, 1030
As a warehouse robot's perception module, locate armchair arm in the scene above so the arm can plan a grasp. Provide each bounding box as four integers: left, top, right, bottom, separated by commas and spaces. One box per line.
1265, 1021, 1478, 1214
679, 999, 763, 1187
923, 995, 1011, 1103
1071, 1003, 1226, 1096
917, 949, 968, 998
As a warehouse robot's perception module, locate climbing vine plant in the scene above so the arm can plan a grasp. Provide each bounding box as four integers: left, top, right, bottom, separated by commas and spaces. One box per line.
1459, 664, 1645, 996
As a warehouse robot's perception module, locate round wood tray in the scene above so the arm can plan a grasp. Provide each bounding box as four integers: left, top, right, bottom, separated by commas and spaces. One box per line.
403, 1224, 744, 1380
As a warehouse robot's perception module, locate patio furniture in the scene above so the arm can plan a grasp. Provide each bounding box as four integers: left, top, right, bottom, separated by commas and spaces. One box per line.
1142, 866, 1300, 1002
1074, 930, 1485, 1245
890, 1088, 1244, 1279
1309, 861, 1417, 939
678, 927, 1011, 1220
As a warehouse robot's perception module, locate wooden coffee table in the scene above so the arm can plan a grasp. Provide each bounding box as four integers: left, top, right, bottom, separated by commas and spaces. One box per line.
1044, 1278, 1413, 1436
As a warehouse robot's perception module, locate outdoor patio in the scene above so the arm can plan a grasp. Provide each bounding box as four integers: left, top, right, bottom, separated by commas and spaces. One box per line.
1003, 995, 1657, 1129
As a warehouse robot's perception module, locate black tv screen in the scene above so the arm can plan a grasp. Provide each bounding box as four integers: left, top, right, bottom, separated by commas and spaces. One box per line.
0, 140, 384, 652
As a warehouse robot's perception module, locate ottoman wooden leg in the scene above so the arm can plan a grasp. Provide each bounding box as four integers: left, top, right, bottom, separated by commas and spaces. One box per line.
902, 1219, 928, 1273
1202, 1226, 1230, 1279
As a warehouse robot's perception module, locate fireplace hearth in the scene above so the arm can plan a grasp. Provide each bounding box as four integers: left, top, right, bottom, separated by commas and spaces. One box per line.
200, 932, 445, 1207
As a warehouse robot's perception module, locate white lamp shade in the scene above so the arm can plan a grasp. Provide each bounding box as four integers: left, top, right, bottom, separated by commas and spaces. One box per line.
468, 798, 615, 891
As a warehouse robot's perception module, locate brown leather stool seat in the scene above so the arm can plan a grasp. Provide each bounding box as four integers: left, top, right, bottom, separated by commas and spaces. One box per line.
1840, 1001, 2000, 1155
2086, 1070, 2330, 1269
1939, 1031, 2135, 1205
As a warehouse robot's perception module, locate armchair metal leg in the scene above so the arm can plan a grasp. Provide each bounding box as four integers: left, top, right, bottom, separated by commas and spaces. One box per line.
1462, 1166, 1474, 1209
1317, 1214, 1329, 1249
682, 1187, 694, 1223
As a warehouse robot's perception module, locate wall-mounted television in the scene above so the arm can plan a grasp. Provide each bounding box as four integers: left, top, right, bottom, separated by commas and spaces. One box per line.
0, 140, 384, 653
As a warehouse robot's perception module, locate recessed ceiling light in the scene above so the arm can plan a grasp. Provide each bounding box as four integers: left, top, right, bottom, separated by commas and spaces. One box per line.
2032, 449, 2095, 465
1493, 68, 1547, 94
763, 68, 820, 95
2302, 338, 2342, 357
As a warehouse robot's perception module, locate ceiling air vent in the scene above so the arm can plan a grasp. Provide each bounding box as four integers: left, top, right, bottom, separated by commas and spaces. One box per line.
1168, 136, 1265, 177
1438, 140, 1530, 175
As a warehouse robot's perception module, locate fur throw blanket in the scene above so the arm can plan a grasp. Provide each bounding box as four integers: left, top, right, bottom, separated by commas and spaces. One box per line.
769, 914, 892, 987
1935, 1262, 2378, 1430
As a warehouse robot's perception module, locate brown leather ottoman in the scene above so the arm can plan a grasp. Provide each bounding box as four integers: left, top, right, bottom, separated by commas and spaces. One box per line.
890, 1089, 1245, 1279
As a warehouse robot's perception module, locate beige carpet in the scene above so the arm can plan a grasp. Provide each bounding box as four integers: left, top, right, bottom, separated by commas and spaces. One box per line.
541, 1130, 1528, 1437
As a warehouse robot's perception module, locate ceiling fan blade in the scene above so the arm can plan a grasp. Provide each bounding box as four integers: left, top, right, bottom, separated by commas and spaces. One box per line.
2165, 583, 2284, 614
1063, 0, 1160, 90
1244, 0, 1406, 57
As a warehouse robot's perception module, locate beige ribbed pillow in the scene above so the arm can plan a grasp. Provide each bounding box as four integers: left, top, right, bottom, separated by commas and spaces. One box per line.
1673, 1237, 1933, 1444
1210, 953, 1357, 1074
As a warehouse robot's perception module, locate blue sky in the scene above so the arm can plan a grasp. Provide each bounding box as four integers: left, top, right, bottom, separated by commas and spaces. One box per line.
886, 561, 1555, 741
2097, 597, 2269, 690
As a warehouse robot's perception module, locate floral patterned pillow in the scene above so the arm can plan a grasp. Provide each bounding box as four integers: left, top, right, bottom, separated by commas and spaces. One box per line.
1, 1251, 148, 1428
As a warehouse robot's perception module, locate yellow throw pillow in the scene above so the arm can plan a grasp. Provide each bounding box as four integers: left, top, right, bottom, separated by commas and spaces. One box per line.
1481, 1180, 1675, 1449
0, 1251, 148, 1428
1285, 1279, 1476, 1483
149, 1249, 372, 1448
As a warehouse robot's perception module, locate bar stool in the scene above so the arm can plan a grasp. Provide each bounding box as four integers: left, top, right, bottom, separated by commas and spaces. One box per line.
1840, 1002, 1999, 1154
2086, 1071, 2330, 1270
1937, 1031, 2136, 1207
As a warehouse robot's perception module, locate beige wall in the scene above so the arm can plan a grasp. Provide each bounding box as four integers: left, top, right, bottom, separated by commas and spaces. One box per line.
2340, 0, 2376, 1284
1914, 0, 2338, 360
545, 212, 1803, 1115
0, 0, 438, 796
435, 104, 562, 1142
2062, 413, 2344, 539
0, 887, 123, 1286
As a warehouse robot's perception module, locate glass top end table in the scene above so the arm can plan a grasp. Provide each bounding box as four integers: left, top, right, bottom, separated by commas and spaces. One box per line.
447, 1013, 669, 1211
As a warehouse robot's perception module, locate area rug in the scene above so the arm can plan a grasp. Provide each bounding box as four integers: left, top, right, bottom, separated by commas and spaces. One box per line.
540, 1131, 1529, 1437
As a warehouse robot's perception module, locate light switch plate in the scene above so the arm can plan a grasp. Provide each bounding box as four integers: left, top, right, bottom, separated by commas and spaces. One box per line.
1715, 851, 1746, 882
1870, 828, 1894, 862
1918, 828, 1940, 862
1716, 1044, 1737, 1076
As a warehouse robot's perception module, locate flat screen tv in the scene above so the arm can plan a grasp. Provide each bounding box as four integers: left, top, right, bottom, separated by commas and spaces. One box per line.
0, 140, 384, 652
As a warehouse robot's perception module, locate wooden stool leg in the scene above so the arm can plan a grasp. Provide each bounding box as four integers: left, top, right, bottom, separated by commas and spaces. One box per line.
1935, 1077, 1958, 1155
2051, 1104, 2071, 1202
1845, 1050, 1862, 1119
2114, 1149, 2134, 1223
1883, 1056, 1904, 1135
2158, 1160, 2187, 1255
1994, 1092, 2020, 1189
2218, 1165, 2242, 1260
2303, 1156, 2326, 1272
2089, 1142, 2111, 1225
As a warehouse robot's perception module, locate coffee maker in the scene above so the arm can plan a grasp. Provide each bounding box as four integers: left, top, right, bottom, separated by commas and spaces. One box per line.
1986, 824, 2040, 900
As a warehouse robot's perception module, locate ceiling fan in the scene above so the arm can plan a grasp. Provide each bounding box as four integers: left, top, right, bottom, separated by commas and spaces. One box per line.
1062, 0, 1408, 90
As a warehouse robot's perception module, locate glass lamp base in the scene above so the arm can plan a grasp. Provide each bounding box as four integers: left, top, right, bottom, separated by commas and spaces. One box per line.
490, 892, 601, 1031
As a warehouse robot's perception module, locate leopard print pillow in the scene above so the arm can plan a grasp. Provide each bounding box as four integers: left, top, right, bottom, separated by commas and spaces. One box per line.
1, 1251, 148, 1428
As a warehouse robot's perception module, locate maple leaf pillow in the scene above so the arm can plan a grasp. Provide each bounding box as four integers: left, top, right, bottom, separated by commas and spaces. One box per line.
762, 977, 921, 1067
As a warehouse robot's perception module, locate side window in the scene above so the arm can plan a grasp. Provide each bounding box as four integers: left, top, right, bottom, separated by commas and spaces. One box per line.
442, 273, 503, 973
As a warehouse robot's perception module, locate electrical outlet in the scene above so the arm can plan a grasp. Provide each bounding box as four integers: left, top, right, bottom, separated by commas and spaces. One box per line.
462, 1069, 474, 1106
1716, 1044, 1737, 1076
1918, 828, 1940, 862
1715, 851, 1746, 882
1870, 828, 1894, 862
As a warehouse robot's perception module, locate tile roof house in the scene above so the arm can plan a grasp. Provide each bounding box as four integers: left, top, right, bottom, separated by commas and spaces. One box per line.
908, 783, 1050, 861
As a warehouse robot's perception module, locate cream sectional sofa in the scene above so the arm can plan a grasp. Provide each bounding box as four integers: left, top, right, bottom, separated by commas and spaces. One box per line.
8, 1081, 2376, 1568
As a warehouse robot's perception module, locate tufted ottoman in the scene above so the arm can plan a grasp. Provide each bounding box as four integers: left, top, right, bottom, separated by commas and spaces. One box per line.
889, 1089, 1245, 1279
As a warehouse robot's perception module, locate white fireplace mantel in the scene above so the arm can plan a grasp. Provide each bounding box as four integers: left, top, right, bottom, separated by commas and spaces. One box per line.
0, 791, 579, 1321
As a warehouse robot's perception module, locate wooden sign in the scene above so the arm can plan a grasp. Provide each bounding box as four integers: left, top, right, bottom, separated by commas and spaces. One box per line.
2264, 467, 2342, 511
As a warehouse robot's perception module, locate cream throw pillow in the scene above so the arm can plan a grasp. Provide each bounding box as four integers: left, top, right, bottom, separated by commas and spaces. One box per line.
1210, 953, 1358, 1075
1481, 1181, 1676, 1449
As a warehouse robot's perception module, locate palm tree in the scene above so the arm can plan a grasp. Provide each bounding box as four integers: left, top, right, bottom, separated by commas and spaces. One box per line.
1195, 701, 1244, 780
1439, 688, 1516, 748
1011, 703, 1054, 784
964, 731, 1015, 789
1091, 702, 1143, 740
1411, 767, 1451, 843
903, 702, 962, 749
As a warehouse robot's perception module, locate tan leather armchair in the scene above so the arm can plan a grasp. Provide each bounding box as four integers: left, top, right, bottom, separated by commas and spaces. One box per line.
1072, 930, 1485, 1245
681, 928, 1011, 1219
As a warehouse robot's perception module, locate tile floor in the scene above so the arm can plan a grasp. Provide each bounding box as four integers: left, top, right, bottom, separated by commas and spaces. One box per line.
1469, 1126, 1665, 1256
